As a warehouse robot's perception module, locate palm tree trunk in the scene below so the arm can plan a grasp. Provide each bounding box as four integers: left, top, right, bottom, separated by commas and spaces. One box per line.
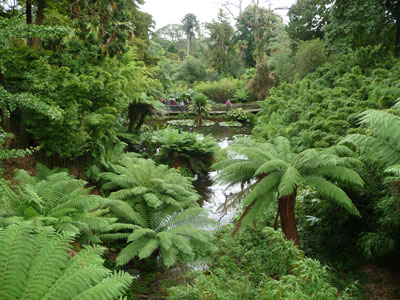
278, 191, 300, 248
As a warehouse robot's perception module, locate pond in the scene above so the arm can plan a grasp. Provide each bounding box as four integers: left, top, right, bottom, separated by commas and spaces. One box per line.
177, 123, 253, 225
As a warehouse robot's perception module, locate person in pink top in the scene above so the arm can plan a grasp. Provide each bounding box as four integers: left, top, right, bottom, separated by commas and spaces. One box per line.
225, 99, 232, 112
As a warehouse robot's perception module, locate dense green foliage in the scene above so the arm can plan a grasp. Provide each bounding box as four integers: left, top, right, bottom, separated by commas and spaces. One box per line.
0, 165, 118, 244
0, 222, 132, 300
254, 47, 397, 149
2, 0, 400, 298
168, 227, 359, 300
194, 78, 245, 103
151, 129, 218, 174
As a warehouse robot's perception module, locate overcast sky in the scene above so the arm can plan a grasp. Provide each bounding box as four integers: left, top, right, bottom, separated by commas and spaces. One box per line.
141, 0, 296, 30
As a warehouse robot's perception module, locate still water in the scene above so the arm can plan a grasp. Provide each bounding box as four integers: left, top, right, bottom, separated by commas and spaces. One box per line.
177, 123, 253, 225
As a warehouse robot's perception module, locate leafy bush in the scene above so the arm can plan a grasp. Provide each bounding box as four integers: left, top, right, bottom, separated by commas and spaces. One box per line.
0, 222, 132, 300
232, 87, 250, 102
294, 39, 328, 78
151, 128, 218, 174
86, 136, 127, 183
168, 227, 359, 300
194, 78, 246, 103
175, 56, 206, 83
341, 109, 400, 260
228, 108, 254, 124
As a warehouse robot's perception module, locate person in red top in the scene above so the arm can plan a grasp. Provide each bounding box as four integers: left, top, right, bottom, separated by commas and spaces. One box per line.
225, 99, 232, 112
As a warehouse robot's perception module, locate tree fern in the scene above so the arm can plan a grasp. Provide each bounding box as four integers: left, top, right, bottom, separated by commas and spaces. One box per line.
0, 222, 132, 300
150, 128, 218, 174
101, 155, 200, 217
0, 164, 123, 244
342, 109, 400, 168
214, 137, 363, 246
100, 155, 216, 267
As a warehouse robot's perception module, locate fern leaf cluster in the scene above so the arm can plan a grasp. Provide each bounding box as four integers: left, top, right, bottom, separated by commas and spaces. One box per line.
342, 109, 400, 185
0, 222, 132, 300
0, 164, 116, 244
100, 155, 216, 267
151, 128, 219, 174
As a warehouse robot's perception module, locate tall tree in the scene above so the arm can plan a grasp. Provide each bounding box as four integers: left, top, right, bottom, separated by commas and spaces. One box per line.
181, 13, 198, 56
225, 1, 279, 99
31, 0, 46, 47
324, 0, 393, 53
287, 0, 330, 44
386, 0, 400, 56
206, 9, 235, 74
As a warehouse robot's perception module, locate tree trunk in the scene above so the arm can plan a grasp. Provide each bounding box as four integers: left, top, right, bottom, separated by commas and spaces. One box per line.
395, 21, 400, 57
32, 0, 46, 47
0, 69, 12, 148
128, 104, 134, 133
26, 0, 33, 46
278, 191, 300, 248
186, 36, 190, 56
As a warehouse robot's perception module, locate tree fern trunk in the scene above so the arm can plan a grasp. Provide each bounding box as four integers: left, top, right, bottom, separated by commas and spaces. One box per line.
278, 191, 300, 248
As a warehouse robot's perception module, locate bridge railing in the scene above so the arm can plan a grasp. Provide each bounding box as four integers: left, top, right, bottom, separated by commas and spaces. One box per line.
164, 102, 260, 113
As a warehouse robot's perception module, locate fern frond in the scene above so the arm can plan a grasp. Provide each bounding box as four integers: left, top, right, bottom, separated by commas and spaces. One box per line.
138, 239, 160, 259
255, 159, 289, 176
274, 136, 292, 161
303, 176, 360, 216
278, 166, 302, 196
242, 172, 281, 207
0, 223, 132, 300
314, 166, 364, 187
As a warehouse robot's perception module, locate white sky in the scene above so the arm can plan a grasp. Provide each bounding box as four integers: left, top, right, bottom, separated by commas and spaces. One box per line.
141, 0, 296, 29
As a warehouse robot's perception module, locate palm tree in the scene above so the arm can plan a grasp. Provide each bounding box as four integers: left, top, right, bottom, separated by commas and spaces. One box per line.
0, 222, 132, 300
213, 137, 363, 247
100, 154, 216, 267
190, 93, 211, 128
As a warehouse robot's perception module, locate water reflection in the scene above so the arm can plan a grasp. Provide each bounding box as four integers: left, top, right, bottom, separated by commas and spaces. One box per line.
179, 123, 253, 225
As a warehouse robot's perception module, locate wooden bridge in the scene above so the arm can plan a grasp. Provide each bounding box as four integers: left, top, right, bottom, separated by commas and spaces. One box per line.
165, 102, 261, 115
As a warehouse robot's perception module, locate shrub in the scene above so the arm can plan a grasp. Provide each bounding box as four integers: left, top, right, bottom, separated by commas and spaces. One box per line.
168, 227, 359, 300
294, 39, 328, 78
194, 78, 246, 103
175, 56, 206, 83
228, 108, 254, 124
150, 129, 218, 174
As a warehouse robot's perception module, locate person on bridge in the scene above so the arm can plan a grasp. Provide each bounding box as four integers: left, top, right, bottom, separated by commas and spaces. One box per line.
179, 100, 185, 113
172, 99, 177, 111
226, 99, 232, 112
